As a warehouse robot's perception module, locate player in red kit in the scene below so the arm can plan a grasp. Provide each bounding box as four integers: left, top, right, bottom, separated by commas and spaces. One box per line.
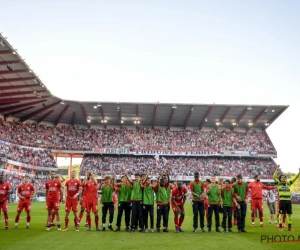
45, 171, 63, 231
171, 181, 187, 233
0, 173, 10, 230
14, 174, 35, 229
78, 178, 88, 227
62, 171, 82, 231
248, 174, 275, 227
84, 172, 100, 231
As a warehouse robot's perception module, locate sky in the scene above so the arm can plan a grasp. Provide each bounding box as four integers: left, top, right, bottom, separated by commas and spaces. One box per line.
1, 0, 300, 173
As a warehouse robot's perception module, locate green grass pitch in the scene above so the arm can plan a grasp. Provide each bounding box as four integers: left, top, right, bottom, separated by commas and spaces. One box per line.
0, 202, 300, 250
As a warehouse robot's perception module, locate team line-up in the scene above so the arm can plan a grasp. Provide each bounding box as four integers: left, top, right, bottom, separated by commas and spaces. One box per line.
0, 165, 299, 233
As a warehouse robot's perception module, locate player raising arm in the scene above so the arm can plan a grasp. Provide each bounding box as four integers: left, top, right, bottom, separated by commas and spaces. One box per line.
274, 165, 300, 231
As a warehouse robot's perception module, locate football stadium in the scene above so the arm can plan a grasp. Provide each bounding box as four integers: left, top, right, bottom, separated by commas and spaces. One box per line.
1, 2, 300, 250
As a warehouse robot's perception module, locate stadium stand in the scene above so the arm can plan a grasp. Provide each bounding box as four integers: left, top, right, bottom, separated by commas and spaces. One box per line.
80, 155, 276, 180
0, 120, 276, 153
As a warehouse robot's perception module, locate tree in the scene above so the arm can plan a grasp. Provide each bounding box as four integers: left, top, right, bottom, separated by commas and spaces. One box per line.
290, 175, 300, 193
285, 172, 295, 179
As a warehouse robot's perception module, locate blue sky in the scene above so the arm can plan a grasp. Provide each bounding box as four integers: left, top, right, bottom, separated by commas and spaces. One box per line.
1, 1, 300, 172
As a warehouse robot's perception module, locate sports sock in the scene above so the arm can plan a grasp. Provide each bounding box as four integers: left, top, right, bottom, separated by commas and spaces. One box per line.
179, 216, 184, 227
95, 215, 99, 228
15, 215, 20, 223
259, 211, 263, 223
251, 212, 255, 222
174, 217, 179, 229
65, 217, 69, 228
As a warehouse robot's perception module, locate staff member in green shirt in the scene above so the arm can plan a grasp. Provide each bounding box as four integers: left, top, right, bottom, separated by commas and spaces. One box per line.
142, 175, 155, 233
221, 179, 240, 233
273, 165, 300, 231
206, 176, 221, 233
99, 175, 115, 231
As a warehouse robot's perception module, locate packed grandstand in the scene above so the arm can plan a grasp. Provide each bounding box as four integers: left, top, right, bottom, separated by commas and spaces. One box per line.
0, 119, 279, 192
0, 33, 289, 194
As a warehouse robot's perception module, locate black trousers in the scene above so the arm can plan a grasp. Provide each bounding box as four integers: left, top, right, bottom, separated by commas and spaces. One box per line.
102, 202, 114, 224
207, 204, 220, 229
237, 201, 247, 230
222, 206, 232, 229
143, 204, 154, 229
156, 204, 169, 229
116, 202, 131, 228
192, 201, 205, 229
130, 201, 143, 229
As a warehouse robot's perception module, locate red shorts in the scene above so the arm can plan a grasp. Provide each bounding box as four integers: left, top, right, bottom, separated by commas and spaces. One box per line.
17, 199, 32, 212
171, 203, 184, 213
65, 198, 78, 212
46, 199, 60, 211
0, 200, 8, 212
251, 199, 263, 212
85, 198, 98, 213
81, 197, 87, 208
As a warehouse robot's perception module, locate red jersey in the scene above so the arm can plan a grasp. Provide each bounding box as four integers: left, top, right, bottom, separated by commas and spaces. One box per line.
45, 179, 62, 200
172, 186, 187, 205
81, 182, 86, 198
248, 181, 274, 199
18, 183, 35, 199
85, 180, 98, 199
65, 179, 81, 199
0, 182, 10, 201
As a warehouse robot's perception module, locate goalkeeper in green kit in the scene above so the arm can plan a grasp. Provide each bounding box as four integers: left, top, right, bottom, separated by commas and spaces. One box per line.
273, 165, 300, 231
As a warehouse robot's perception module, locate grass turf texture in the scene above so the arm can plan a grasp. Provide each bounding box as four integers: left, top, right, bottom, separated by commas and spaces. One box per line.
0, 202, 300, 250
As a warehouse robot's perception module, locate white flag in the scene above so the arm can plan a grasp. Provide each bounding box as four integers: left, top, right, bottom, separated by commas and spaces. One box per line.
162, 157, 168, 166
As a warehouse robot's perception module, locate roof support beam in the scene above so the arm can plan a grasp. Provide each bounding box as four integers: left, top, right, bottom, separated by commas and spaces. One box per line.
71, 112, 76, 127
0, 96, 50, 104
183, 105, 194, 129
199, 105, 214, 130
0, 77, 36, 84
0, 101, 20, 106
216, 106, 232, 131
167, 107, 175, 129
246, 106, 268, 132
0, 84, 41, 91
4, 106, 34, 118
0, 60, 22, 66
118, 107, 122, 126
55, 105, 70, 126
136, 103, 139, 117
20, 101, 60, 122
152, 103, 157, 129
0, 70, 31, 75
0, 100, 46, 113
0, 90, 47, 97
231, 108, 248, 131
99, 106, 106, 128
0, 50, 13, 54
37, 110, 54, 124
80, 103, 90, 128
136, 103, 139, 128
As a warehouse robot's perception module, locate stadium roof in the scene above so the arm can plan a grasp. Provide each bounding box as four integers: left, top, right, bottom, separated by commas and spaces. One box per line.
0, 34, 288, 130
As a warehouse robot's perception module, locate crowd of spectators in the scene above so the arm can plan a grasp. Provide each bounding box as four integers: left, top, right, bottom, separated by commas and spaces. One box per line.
0, 120, 276, 154
80, 155, 277, 179
0, 141, 57, 168
0, 170, 49, 200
